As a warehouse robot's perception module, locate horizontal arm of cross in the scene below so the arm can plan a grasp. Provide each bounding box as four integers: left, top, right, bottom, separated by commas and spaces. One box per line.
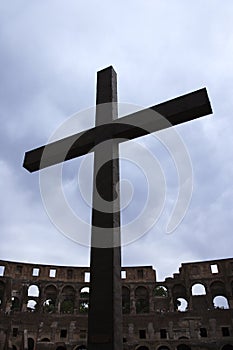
23, 88, 212, 172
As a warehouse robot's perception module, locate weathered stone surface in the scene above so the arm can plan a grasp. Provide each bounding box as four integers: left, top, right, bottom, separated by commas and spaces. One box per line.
1, 257, 233, 349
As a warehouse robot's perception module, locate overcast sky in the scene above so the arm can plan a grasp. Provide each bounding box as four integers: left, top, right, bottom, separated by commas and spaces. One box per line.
1, 1, 233, 281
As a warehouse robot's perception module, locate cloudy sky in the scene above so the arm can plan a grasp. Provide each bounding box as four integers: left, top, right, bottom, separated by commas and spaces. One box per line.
1, 0, 233, 281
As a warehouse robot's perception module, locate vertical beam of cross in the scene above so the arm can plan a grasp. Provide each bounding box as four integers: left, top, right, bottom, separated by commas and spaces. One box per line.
87, 67, 123, 350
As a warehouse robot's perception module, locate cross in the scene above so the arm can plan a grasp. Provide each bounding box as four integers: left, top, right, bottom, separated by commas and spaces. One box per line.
23, 66, 212, 350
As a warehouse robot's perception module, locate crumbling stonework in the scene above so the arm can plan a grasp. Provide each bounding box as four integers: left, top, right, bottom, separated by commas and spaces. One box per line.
0, 258, 233, 350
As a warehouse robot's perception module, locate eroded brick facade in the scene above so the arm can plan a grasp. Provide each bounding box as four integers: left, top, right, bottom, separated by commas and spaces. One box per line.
0, 258, 233, 350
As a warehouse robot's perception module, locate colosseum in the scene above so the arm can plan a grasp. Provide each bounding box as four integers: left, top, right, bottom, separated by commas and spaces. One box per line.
0, 257, 233, 350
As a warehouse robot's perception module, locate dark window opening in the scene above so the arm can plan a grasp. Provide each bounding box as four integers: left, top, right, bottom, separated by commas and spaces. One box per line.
200, 327, 207, 337
28, 338, 34, 350
123, 337, 127, 343
80, 330, 87, 339
222, 327, 230, 337
137, 269, 144, 279
160, 328, 167, 339
60, 329, 67, 338
67, 269, 73, 279
79, 300, 89, 313
12, 328, 18, 337
139, 329, 146, 339
11, 297, 20, 311
16, 265, 22, 274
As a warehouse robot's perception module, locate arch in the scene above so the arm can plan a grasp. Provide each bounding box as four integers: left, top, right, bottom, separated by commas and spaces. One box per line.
80, 286, 90, 297
222, 345, 233, 350
45, 284, 58, 295
122, 286, 130, 314
177, 345, 191, 350
210, 280, 226, 297
172, 284, 187, 299
178, 336, 189, 340
27, 300, 38, 312
28, 337, 34, 350
154, 285, 168, 297
40, 338, 50, 342
28, 285, 40, 297
135, 286, 149, 314
61, 285, 75, 314
62, 285, 75, 295
44, 284, 58, 313
79, 287, 89, 313
213, 295, 229, 309
191, 283, 206, 296
61, 299, 75, 313
43, 298, 56, 313
175, 298, 188, 312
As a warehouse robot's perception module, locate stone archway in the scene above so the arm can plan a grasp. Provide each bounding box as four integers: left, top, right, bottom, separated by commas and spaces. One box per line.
222, 345, 233, 350
28, 338, 34, 350
177, 345, 191, 350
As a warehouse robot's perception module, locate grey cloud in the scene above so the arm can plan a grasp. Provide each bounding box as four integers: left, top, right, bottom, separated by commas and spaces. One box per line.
1, 1, 233, 279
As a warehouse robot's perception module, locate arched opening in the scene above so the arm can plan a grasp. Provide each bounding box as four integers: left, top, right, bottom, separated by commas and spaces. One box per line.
44, 285, 57, 313
27, 300, 38, 312
11, 297, 20, 311
40, 338, 50, 342
175, 298, 188, 312
43, 298, 55, 313
79, 286, 89, 313
173, 284, 187, 299
154, 285, 168, 297
61, 286, 75, 314
135, 286, 149, 314
172, 284, 188, 311
210, 281, 226, 298
178, 337, 189, 340
177, 345, 191, 350
12, 346, 17, 350
213, 295, 229, 309
80, 286, 89, 297
28, 337, 34, 350
191, 283, 206, 295
157, 347, 170, 350
122, 286, 130, 314
222, 345, 233, 350
28, 285, 40, 298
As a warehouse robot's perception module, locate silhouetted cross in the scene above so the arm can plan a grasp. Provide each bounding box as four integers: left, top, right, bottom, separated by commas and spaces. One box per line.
23, 66, 212, 350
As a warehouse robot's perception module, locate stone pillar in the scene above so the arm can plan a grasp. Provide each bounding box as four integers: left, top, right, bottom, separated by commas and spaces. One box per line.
128, 323, 134, 342
168, 321, 174, 339
209, 318, 217, 337
0, 330, 6, 350
189, 320, 196, 338
130, 287, 136, 314
50, 322, 58, 343
148, 323, 154, 339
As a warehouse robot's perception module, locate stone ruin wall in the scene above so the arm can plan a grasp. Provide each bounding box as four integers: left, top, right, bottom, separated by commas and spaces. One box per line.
0, 258, 233, 350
